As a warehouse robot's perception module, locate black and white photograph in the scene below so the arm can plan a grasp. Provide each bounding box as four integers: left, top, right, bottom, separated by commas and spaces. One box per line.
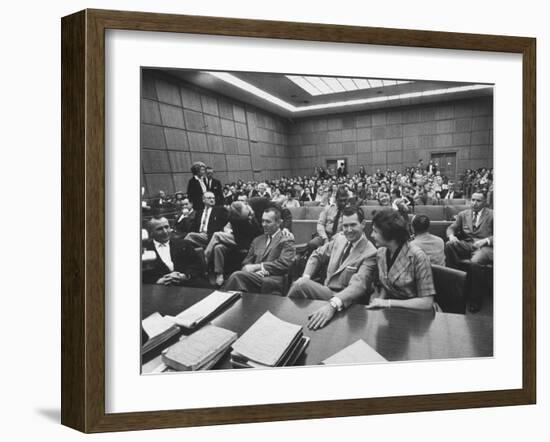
140, 68, 494, 373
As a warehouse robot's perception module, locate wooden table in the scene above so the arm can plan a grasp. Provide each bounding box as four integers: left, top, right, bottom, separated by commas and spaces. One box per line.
141, 284, 493, 371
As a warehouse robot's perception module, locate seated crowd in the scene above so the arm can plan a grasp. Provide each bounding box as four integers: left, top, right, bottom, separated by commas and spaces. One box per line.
142, 160, 494, 329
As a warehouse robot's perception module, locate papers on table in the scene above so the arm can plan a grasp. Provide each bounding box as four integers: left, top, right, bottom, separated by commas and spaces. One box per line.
141, 312, 179, 355
321, 339, 387, 365
162, 325, 238, 371
173, 290, 241, 329
230, 311, 309, 368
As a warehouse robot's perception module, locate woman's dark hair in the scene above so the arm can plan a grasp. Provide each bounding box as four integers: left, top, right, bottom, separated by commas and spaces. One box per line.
372, 209, 410, 245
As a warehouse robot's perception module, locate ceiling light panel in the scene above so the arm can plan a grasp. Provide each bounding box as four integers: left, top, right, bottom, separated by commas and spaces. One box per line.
286, 75, 412, 96
207, 72, 491, 113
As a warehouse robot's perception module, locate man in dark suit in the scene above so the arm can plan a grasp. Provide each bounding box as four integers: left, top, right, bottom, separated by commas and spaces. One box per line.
441, 183, 463, 200
187, 161, 207, 212
223, 207, 295, 295
173, 197, 196, 238
142, 216, 203, 285
184, 191, 228, 248
205, 166, 224, 206
445, 192, 493, 312
150, 190, 171, 210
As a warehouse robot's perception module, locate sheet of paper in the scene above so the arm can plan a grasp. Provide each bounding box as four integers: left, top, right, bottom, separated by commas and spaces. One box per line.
174, 291, 239, 328
141, 312, 175, 338
231, 311, 302, 366
322, 339, 387, 365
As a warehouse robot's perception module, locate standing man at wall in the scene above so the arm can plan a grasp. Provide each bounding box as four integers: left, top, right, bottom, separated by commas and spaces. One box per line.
205, 166, 224, 206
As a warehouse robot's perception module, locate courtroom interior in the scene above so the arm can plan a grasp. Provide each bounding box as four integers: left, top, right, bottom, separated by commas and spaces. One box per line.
140, 68, 494, 372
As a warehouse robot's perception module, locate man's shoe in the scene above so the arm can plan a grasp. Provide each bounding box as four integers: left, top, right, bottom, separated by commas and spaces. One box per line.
215, 274, 225, 287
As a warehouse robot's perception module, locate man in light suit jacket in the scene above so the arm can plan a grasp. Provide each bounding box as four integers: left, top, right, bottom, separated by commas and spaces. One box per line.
223, 207, 295, 295
288, 205, 378, 330
445, 192, 493, 268
445, 192, 493, 313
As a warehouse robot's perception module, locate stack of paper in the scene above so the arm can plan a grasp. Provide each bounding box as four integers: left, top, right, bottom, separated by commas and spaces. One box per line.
162, 324, 238, 371
173, 291, 241, 329
321, 339, 387, 365
230, 311, 309, 368
141, 312, 180, 355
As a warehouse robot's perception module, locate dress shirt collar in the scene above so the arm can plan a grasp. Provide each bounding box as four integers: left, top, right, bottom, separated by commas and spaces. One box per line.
153, 239, 170, 248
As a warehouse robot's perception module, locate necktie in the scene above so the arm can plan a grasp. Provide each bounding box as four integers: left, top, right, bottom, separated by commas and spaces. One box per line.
331, 208, 343, 236
473, 211, 479, 230
339, 242, 352, 266
265, 235, 272, 250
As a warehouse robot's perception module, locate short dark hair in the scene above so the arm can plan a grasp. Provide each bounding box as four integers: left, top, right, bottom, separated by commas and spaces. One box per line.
335, 185, 349, 199
411, 214, 430, 234
263, 206, 282, 222
342, 205, 365, 223
372, 209, 410, 244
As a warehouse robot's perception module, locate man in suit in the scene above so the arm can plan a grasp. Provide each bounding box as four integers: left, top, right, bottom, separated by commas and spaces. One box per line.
410, 214, 445, 266
445, 192, 493, 267
150, 190, 171, 210
205, 166, 224, 206
288, 205, 378, 330
441, 182, 462, 200
142, 216, 203, 285
204, 201, 263, 287
187, 161, 207, 211
184, 191, 228, 248
445, 192, 493, 312
223, 207, 295, 295
173, 197, 196, 238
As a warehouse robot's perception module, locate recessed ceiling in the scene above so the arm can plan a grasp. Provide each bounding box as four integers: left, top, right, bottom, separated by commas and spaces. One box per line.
155, 68, 493, 119
286, 75, 412, 96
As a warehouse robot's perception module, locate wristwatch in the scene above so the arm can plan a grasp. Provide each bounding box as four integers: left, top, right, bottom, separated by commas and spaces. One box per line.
329, 296, 344, 312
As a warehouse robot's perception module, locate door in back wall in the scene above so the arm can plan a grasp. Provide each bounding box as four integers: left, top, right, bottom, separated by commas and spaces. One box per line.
430, 152, 457, 182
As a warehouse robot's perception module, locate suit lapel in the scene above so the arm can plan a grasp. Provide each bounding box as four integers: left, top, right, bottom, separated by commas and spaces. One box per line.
261, 231, 281, 259
477, 209, 487, 229
328, 236, 347, 276
333, 236, 367, 275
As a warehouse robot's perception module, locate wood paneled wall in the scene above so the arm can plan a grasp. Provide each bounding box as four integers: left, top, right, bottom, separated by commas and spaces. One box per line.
141, 70, 291, 197
141, 70, 493, 197
288, 97, 493, 177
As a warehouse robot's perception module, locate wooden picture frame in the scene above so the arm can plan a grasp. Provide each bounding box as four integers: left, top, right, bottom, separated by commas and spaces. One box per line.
61, 9, 536, 433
